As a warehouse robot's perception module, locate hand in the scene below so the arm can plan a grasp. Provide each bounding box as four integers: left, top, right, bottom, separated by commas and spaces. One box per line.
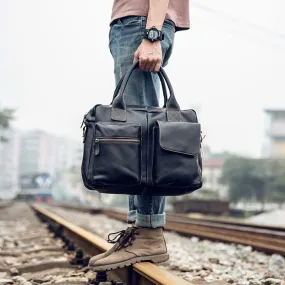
134, 39, 162, 72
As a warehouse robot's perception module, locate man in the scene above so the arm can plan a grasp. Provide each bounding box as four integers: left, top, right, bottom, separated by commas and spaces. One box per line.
89, 0, 190, 271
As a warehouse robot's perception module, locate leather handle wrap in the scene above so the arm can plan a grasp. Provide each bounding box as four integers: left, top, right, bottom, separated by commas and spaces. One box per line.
112, 61, 180, 111
111, 61, 181, 122
111, 70, 169, 108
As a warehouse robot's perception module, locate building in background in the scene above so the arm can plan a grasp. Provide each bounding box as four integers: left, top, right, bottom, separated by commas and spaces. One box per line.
19, 130, 80, 178
263, 109, 285, 158
202, 158, 228, 199
19, 130, 55, 177
0, 128, 21, 196
0, 128, 82, 201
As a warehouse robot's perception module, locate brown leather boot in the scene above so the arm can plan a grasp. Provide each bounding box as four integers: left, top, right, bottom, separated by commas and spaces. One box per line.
88, 227, 133, 267
89, 227, 169, 272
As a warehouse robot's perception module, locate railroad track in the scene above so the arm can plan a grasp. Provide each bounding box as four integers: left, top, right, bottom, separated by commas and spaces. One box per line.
32, 204, 193, 285
102, 210, 285, 256
0, 202, 194, 285
50, 203, 285, 256
0, 203, 95, 284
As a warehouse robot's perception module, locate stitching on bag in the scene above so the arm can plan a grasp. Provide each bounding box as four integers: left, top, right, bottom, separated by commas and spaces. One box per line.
112, 108, 126, 120
168, 111, 181, 122
112, 108, 125, 114
168, 112, 180, 121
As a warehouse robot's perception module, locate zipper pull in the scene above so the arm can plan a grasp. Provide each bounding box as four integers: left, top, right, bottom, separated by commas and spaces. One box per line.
82, 126, 87, 143
82, 126, 86, 137
94, 139, 100, 155
80, 113, 87, 128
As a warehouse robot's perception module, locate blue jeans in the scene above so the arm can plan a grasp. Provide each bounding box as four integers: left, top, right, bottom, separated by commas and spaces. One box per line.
109, 16, 175, 228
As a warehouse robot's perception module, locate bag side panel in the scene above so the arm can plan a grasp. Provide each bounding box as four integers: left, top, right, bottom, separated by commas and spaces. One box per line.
81, 121, 96, 190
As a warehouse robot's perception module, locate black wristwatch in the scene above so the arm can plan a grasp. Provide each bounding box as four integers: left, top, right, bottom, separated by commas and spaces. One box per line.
143, 26, 164, 42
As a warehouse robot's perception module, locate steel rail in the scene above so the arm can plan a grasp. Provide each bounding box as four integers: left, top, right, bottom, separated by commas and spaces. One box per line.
171, 212, 285, 232
51, 202, 285, 232
31, 204, 192, 285
48, 203, 285, 255
102, 210, 285, 256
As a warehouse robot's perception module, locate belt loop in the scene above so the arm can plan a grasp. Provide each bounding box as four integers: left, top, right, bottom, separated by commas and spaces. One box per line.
141, 16, 146, 35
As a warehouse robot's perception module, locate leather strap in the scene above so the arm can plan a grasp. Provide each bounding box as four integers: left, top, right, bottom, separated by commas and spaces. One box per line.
111, 71, 168, 108
111, 61, 181, 122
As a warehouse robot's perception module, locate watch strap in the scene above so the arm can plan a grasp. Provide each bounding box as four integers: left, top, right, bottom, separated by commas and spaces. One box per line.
143, 27, 164, 41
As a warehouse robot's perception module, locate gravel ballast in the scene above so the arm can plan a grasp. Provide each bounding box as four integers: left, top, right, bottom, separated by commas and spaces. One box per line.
47, 206, 285, 285
0, 203, 96, 285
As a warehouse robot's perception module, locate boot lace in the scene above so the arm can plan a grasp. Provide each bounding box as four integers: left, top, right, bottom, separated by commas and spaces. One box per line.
107, 230, 126, 244
107, 228, 140, 251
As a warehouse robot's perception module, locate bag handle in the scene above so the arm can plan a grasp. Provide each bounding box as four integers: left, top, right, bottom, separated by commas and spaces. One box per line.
111, 61, 181, 122
111, 70, 169, 108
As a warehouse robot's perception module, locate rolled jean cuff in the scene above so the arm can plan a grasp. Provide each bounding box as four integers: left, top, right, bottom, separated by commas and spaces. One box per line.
136, 212, 166, 228
127, 210, 137, 223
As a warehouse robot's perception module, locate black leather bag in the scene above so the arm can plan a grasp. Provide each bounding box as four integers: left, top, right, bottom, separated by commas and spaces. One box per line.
81, 62, 202, 196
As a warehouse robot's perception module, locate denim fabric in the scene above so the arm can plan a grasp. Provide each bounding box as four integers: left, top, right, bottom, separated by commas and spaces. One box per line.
109, 16, 175, 228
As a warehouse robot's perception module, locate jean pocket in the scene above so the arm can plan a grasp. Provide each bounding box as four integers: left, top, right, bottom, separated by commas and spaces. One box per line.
163, 19, 175, 32
117, 16, 142, 26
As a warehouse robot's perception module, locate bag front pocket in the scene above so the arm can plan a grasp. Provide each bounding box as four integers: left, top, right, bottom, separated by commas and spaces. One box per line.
153, 121, 202, 187
92, 123, 141, 186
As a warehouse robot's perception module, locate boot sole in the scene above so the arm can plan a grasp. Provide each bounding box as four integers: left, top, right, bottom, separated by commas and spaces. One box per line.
89, 253, 169, 272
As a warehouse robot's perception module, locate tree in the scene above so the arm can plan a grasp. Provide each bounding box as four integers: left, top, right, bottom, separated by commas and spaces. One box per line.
220, 157, 285, 207
268, 161, 285, 207
0, 107, 15, 142
220, 157, 256, 203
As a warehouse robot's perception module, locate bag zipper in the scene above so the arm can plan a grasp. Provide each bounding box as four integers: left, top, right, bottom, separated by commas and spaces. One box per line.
80, 113, 88, 142
94, 137, 140, 155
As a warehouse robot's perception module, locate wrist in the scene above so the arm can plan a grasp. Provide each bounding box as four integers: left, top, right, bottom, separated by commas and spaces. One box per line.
146, 23, 163, 30
143, 26, 164, 42
141, 39, 161, 46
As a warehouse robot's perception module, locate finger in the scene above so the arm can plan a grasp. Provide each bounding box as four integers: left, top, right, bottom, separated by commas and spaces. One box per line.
149, 58, 159, 72
154, 60, 162, 73
133, 51, 139, 64
139, 57, 147, 71
144, 59, 153, 72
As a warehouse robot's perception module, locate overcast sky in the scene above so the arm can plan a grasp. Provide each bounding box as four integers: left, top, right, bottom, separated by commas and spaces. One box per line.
1, 0, 285, 157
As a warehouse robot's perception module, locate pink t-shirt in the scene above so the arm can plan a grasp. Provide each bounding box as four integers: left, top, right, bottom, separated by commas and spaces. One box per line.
111, 0, 190, 31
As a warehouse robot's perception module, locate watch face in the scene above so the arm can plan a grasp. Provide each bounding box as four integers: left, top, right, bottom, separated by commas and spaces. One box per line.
148, 28, 159, 41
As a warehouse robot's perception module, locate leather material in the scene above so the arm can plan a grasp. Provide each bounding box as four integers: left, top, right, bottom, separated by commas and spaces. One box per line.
157, 121, 201, 155
111, 71, 169, 108
81, 62, 203, 196
167, 110, 182, 122
92, 227, 167, 267
111, 108, 127, 122
89, 227, 133, 266
95, 122, 141, 138
89, 251, 111, 266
